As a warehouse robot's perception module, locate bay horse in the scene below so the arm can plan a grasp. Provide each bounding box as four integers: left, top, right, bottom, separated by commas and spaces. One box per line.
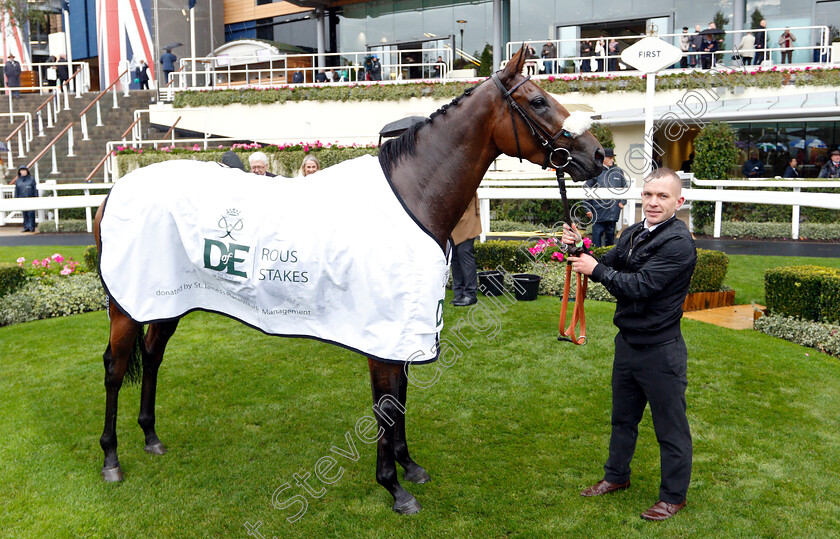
93, 48, 603, 514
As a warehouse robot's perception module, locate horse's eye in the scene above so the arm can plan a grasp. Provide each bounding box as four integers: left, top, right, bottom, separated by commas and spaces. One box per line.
530, 97, 548, 109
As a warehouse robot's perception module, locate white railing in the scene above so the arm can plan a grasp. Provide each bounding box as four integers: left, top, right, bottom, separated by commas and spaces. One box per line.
1, 112, 33, 167
165, 47, 455, 93
0, 182, 112, 232
476, 176, 840, 242
507, 24, 831, 75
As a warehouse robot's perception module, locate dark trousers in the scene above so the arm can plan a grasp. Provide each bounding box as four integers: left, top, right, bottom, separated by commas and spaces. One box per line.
591, 221, 617, 247
680, 55, 688, 69
603, 334, 692, 504
451, 238, 477, 300
781, 50, 793, 64
22, 210, 35, 231
754, 48, 764, 65
163, 70, 173, 85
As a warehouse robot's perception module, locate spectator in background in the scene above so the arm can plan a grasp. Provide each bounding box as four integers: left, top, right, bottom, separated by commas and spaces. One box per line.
541, 41, 557, 74
679, 27, 691, 69
737, 31, 756, 65
594, 38, 606, 72
136, 60, 150, 89
580, 39, 593, 72
315, 70, 328, 83
4, 54, 21, 98
584, 148, 627, 247
298, 155, 321, 177
370, 56, 382, 81
681, 152, 695, 173
753, 19, 767, 65
450, 195, 481, 307
292, 70, 304, 84
160, 48, 177, 85
782, 157, 799, 178
44, 55, 58, 88
778, 27, 797, 64
608, 38, 620, 71
56, 55, 69, 90
819, 149, 840, 178
249, 151, 276, 177
742, 150, 766, 177
432, 55, 444, 78
689, 25, 704, 68
14, 166, 37, 232
701, 33, 718, 69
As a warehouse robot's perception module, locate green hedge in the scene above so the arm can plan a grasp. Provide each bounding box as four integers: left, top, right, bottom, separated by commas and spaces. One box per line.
696, 221, 840, 240
37, 219, 91, 233
765, 265, 840, 324
84, 246, 99, 273
690, 249, 729, 294
474, 240, 533, 273
0, 263, 26, 298
115, 146, 378, 178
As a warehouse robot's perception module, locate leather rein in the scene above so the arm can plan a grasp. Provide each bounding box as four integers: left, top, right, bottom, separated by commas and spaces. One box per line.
491, 72, 590, 345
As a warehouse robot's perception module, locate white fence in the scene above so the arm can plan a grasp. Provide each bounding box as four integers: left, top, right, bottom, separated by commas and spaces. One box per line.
0, 182, 112, 232
477, 174, 840, 242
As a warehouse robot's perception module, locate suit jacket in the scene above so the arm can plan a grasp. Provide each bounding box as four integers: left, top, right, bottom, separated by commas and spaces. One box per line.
451, 195, 481, 245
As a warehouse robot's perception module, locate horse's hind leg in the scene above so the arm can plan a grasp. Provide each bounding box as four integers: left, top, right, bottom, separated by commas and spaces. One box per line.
138, 320, 179, 455
100, 309, 142, 482
368, 359, 422, 515
394, 369, 430, 484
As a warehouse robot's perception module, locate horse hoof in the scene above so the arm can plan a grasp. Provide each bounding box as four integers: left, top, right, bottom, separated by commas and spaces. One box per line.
101, 466, 124, 482
404, 468, 431, 484
392, 496, 422, 515
144, 442, 167, 455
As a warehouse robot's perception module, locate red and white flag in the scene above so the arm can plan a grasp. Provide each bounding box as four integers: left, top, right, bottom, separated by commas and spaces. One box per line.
97, 0, 156, 88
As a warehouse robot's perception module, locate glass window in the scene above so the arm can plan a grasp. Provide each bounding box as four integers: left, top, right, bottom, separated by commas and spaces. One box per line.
806, 122, 833, 167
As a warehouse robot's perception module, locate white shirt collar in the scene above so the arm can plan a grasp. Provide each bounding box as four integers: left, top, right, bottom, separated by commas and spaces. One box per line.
643, 214, 676, 232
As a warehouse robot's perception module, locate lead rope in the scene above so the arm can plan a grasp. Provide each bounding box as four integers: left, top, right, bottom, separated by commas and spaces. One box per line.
556, 168, 588, 345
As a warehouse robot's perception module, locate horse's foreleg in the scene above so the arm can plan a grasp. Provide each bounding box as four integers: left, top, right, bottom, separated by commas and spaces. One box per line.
138, 320, 179, 455
394, 369, 430, 484
368, 358, 422, 515
100, 309, 141, 482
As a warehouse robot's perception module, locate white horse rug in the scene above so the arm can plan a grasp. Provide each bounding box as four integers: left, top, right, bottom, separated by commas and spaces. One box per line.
99, 156, 448, 364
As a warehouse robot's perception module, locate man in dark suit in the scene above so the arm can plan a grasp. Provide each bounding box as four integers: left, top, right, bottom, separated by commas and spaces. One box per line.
4, 53, 21, 98
565, 168, 697, 522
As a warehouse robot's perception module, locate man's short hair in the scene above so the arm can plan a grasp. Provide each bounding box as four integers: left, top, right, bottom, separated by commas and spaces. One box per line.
645, 167, 682, 193
249, 151, 268, 165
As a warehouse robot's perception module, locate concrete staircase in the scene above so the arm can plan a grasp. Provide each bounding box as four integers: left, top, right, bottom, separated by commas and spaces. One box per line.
0, 90, 163, 183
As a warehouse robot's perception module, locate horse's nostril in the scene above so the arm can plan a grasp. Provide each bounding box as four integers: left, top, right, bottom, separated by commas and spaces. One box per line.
595, 148, 605, 163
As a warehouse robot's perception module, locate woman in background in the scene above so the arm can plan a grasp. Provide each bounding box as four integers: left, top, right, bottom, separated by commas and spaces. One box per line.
298, 155, 321, 177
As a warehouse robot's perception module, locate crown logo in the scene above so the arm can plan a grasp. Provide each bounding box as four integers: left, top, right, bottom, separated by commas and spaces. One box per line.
226, 208, 240, 217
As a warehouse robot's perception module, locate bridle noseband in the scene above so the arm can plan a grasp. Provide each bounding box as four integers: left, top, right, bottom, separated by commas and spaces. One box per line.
491, 71, 590, 345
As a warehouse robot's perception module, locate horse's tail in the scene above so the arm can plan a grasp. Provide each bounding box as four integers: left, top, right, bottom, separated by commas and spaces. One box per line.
125, 328, 145, 386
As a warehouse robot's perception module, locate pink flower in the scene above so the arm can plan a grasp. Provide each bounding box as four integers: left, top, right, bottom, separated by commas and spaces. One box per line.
583, 237, 593, 248
41, 259, 51, 267
16, 256, 25, 266
32, 259, 40, 266
60, 266, 73, 276
52, 253, 64, 263
551, 251, 564, 262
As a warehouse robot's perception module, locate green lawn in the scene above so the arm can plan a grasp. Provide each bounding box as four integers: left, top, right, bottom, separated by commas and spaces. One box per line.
726, 254, 840, 305
2, 288, 840, 537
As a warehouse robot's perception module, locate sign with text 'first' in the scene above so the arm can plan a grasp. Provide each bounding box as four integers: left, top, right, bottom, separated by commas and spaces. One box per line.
620, 37, 683, 73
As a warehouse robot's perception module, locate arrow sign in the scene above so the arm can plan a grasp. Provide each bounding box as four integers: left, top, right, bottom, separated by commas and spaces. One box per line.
620, 36, 683, 73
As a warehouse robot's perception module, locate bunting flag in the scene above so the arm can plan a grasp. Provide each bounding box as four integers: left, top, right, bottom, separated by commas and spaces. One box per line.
96, 0, 156, 89
0, 9, 32, 69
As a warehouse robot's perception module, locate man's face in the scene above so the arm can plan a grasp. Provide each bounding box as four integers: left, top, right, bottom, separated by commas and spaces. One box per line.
695, 25, 701, 32
791, 159, 798, 167
603, 156, 614, 167
642, 175, 684, 226
250, 161, 267, 175
832, 154, 840, 164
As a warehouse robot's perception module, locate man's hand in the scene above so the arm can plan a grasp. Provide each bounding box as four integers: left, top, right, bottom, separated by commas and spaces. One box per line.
561, 223, 582, 245
567, 253, 598, 276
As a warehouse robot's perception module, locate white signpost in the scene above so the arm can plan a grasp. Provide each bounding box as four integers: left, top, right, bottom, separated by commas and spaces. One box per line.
620, 36, 683, 177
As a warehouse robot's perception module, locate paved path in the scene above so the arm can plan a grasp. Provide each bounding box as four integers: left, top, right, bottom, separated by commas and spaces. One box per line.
0, 229, 94, 247
683, 304, 765, 330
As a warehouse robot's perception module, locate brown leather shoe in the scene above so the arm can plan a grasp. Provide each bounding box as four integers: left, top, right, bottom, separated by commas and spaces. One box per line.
580, 479, 631, 497
640, 499, 687, 521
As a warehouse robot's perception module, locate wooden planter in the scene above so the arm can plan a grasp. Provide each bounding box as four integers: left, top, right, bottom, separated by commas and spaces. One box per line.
682, 290, 736, 312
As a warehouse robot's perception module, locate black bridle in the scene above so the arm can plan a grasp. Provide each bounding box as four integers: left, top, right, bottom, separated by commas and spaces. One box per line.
490, 71, 588, 256
491, 71, 590, 345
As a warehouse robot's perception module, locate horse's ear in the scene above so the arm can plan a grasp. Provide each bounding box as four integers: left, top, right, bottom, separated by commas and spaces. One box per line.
501, 45, 527, 80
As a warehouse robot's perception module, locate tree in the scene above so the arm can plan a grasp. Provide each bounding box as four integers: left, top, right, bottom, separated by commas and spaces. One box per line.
691, 121, 739, 229
589, 123, 614, 150
750, 8, 764, 29
477, 45, 493, 77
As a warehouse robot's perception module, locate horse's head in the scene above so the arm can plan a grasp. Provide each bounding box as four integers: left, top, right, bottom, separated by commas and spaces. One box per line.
491, 47, 604, 182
